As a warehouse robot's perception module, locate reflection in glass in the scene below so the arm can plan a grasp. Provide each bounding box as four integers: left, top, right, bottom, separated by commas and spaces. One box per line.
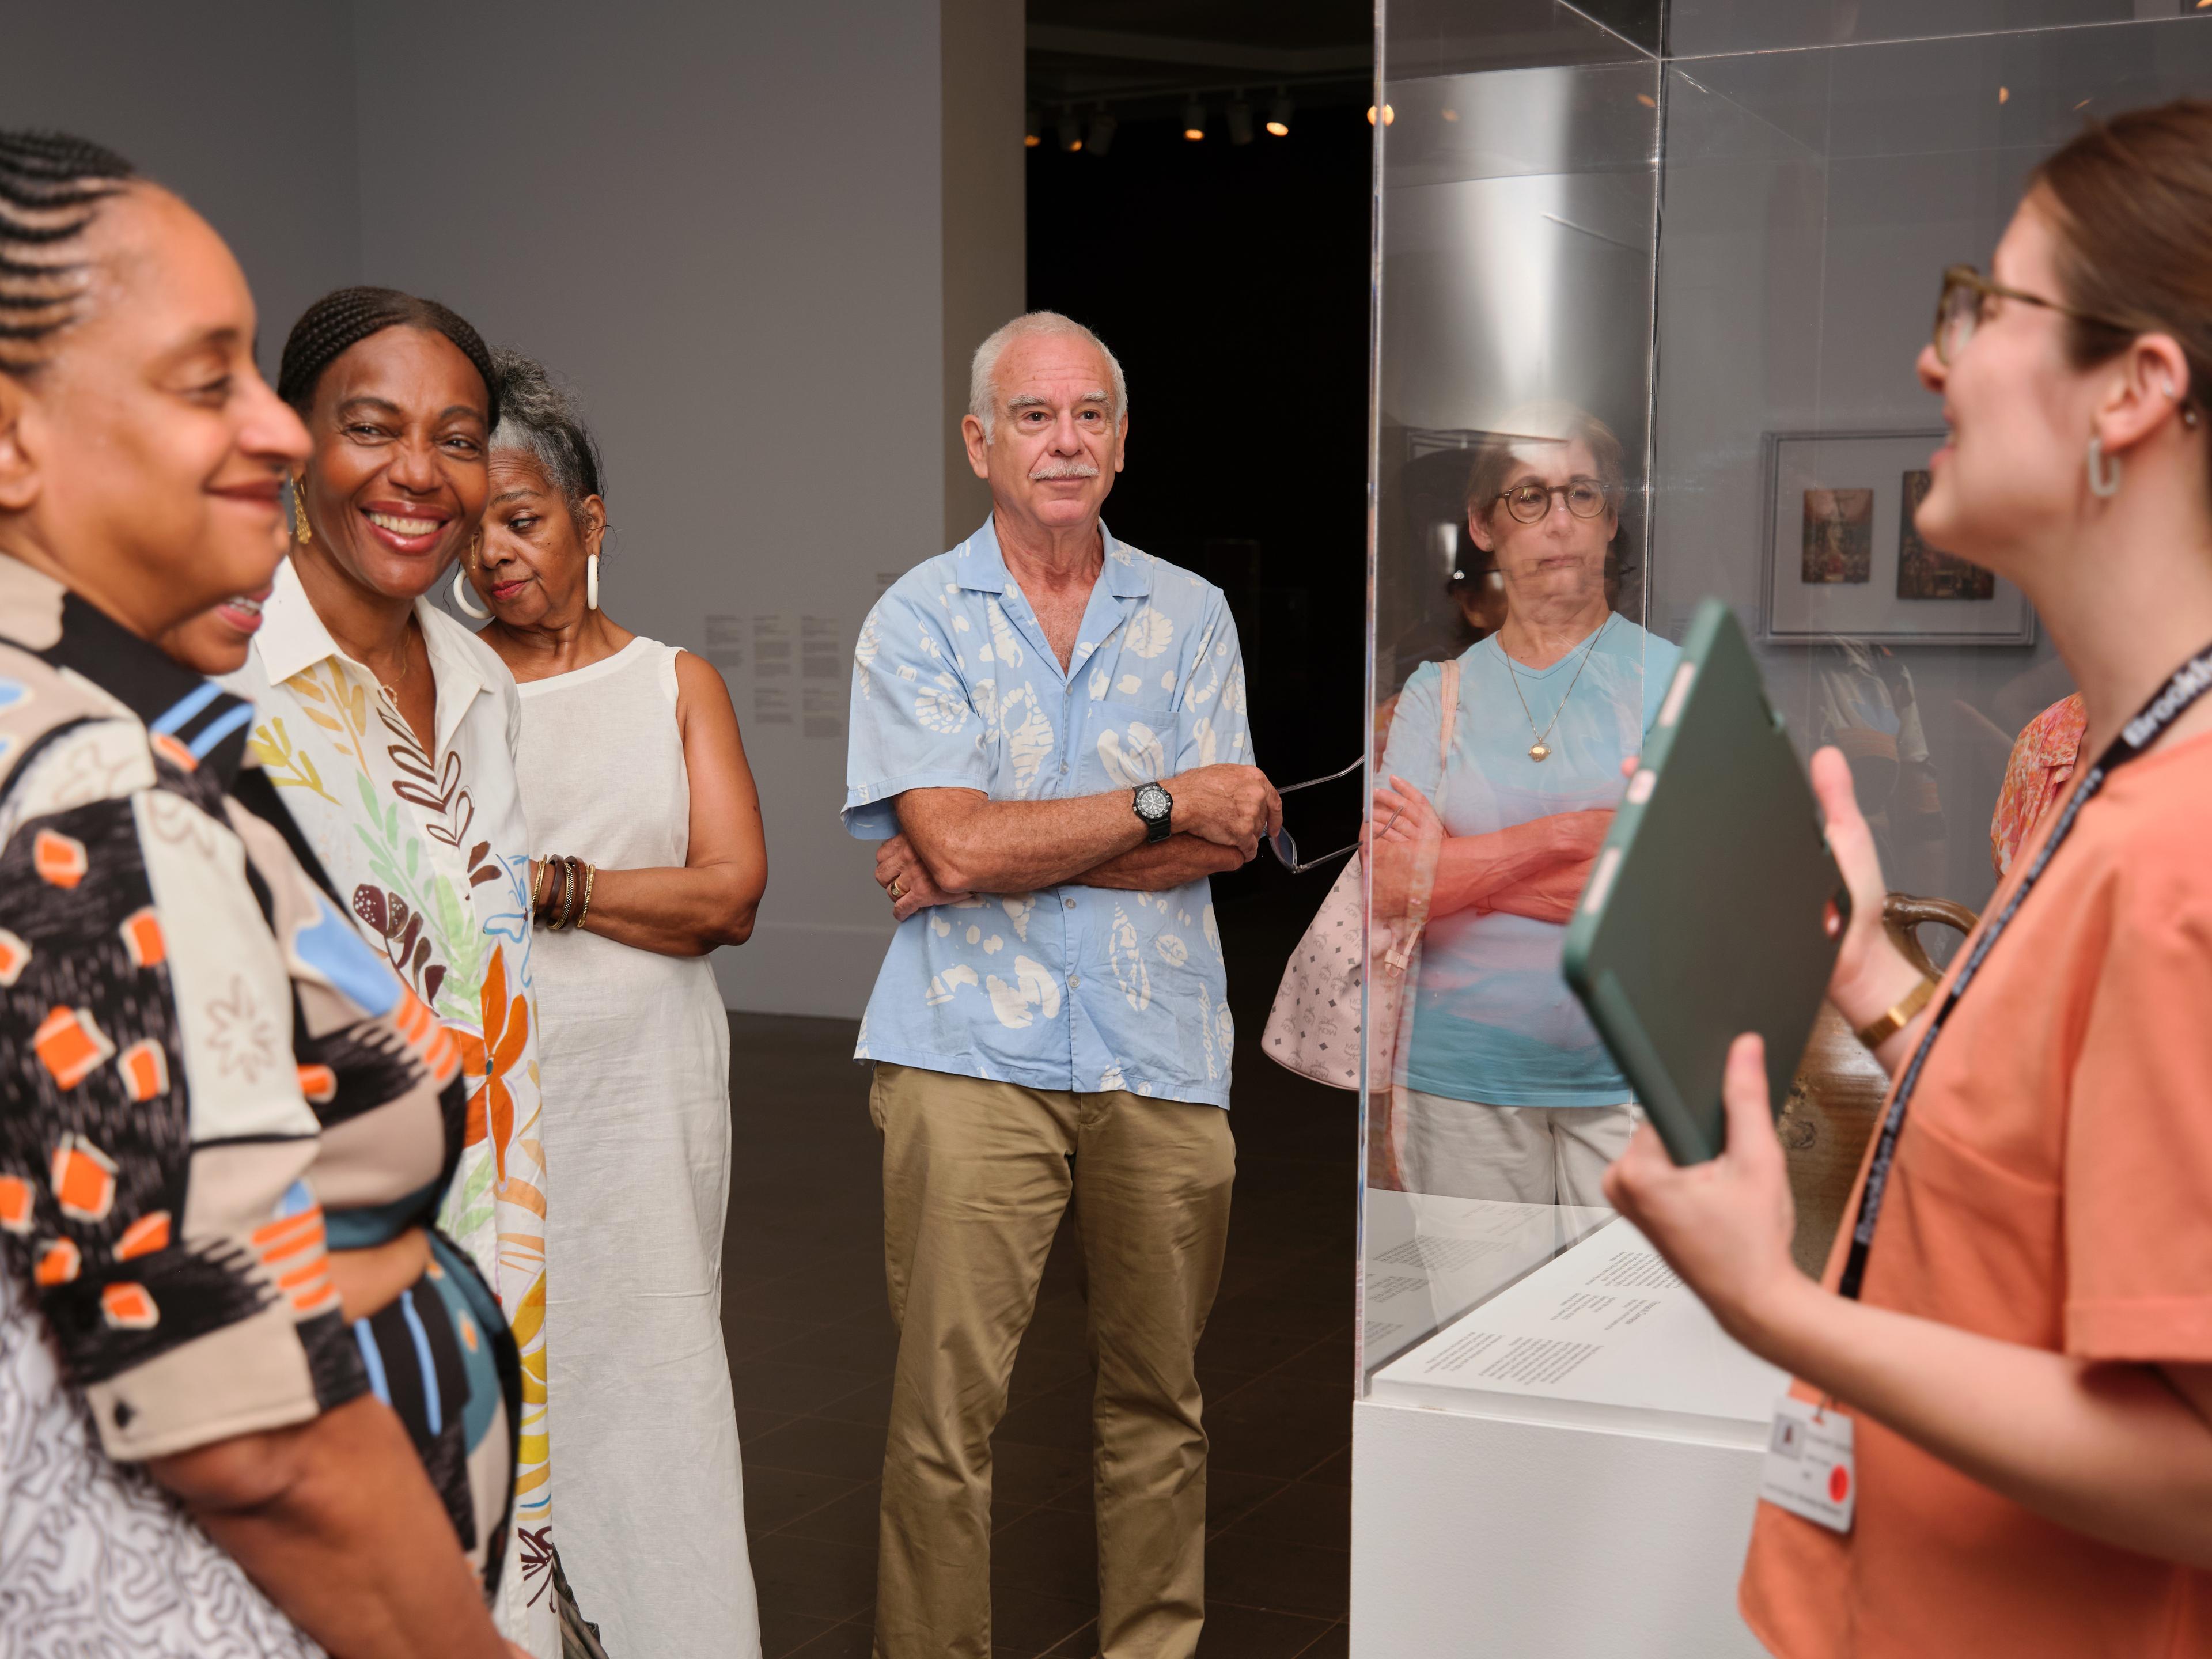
1370, 406, 1666, 1205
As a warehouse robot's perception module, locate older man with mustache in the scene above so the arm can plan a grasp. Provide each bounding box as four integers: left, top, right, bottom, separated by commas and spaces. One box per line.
846, 312, 1278, 1659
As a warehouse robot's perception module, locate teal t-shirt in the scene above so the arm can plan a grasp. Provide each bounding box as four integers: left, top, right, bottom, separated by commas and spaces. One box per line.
1378, 616, 1679, 1107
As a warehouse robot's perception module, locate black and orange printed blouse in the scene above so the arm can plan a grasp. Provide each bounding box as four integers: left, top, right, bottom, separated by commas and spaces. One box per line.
0, 557, 479, 1649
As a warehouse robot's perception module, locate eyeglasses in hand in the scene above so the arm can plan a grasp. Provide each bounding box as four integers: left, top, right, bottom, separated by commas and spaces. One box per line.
1267, 756, 1399, 874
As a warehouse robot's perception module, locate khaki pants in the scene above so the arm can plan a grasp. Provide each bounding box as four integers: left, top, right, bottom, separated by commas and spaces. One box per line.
869, 1063, 1235, 1659
1395, 1090, 1638, 1207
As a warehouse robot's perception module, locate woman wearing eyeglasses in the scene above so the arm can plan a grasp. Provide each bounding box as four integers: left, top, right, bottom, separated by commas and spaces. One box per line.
1608, 101, 2212, 1656
1368, 403, 1679, 1204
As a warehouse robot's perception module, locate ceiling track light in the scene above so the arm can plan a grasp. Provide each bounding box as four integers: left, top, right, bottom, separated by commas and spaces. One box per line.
1227, 93, 1255, 146
1024, 107, 1041, 149
1182, 98, 1207, 142
1086, 108, 1116, 157
1056, 107, 1082, 153
1266, 89, 1293, 138
1368, 103, 1395, 126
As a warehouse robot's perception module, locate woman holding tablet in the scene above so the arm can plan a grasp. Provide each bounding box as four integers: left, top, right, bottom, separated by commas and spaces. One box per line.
1608, 100, 2212, 1655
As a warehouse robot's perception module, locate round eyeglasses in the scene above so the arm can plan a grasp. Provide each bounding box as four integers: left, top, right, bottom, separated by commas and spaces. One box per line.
1493, 479, 1611, 524
1931, 263, 2135, 366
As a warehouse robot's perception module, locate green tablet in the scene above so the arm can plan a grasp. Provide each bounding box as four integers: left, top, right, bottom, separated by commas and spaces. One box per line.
1561, 600, 1849, 1165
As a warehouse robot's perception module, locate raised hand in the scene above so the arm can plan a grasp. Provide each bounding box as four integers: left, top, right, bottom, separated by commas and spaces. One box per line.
1810, 745, 1923, 1035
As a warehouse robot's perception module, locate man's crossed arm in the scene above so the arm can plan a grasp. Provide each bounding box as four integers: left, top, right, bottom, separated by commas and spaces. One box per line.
876, 765, 1281, 921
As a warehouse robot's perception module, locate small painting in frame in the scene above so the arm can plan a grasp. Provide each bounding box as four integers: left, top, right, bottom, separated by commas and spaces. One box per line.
1895, 469, 1995, 600
1760, 430, 2035, 646
1801, 487, 1873, 584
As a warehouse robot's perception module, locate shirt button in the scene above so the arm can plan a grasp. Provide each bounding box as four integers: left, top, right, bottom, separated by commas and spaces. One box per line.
1065, 897, 1077, 910
1069, 974, 1082, 988
1060, 761, 1070, 774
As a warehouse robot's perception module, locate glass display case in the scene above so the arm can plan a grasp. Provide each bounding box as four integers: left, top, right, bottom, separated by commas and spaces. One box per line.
1347, 4, 2211, 1653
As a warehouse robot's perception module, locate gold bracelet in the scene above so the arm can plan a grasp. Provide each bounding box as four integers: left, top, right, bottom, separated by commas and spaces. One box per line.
1854, 974, 1938, 1050
575, 861, 597, 927
557, 855, 585, 931
549, 857, 577, 931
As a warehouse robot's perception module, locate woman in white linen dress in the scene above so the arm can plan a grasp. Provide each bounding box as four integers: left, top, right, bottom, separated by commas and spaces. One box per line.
457, 351, 767, 1657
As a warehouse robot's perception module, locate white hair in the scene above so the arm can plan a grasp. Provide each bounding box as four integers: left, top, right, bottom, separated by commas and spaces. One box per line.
968, 310, 1128, 442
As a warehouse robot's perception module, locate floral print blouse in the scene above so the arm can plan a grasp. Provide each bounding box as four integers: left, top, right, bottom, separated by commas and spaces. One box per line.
1990, 692, 2087, 877
226, 560, 558, 1653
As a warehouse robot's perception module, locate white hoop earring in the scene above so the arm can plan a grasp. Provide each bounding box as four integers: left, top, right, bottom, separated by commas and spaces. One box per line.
2087, 434, 2122, 499
587, 551, 600, 612
452, 568, 493, 620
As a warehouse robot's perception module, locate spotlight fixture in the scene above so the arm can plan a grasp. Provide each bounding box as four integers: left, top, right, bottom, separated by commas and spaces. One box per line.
1183, 99, 1207, 141
1057, 108, 1082, 153
1367, 103, 1395, 126
1266, 90, 1293, 137
1025, 107, 1041, 149
1227, 95, 1255, 146
1086, 109, 1117, 156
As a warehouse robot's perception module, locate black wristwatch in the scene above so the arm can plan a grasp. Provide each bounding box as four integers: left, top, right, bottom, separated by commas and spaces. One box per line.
1132, 782, 1173, 843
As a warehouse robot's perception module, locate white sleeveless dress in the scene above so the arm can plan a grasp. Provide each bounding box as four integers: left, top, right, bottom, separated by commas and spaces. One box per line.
514, 638, 759, 1658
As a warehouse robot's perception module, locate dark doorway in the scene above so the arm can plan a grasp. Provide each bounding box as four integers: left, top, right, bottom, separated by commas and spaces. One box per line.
1024, 13, 1374, 876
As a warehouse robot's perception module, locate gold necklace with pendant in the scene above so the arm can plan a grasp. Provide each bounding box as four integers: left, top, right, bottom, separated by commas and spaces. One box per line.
1503, 614, 1610, 762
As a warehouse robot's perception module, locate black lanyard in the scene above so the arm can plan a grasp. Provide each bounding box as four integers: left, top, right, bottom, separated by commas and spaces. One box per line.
1837, 638, 2212, 1301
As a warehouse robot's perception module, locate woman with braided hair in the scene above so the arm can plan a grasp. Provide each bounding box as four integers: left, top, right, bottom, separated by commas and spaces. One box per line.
225, 289, 581, 1656
0, 130, 527, 1658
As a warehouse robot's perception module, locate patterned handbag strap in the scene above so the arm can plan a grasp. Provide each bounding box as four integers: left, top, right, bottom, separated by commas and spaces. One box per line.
1434, 657, 1459, 811
1380, 657, 1460, 974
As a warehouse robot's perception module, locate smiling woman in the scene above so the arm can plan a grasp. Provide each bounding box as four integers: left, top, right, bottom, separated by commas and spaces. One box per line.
0, 132, 525, 1659
222, 288, 582, 1655
457, 347, 766, 1657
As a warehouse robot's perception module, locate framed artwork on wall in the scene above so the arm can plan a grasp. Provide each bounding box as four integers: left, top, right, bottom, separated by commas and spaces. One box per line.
1760, 429, 2036, 645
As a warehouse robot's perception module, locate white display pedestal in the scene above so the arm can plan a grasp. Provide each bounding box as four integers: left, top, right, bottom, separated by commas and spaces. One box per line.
1350, 1197, 1781, 1658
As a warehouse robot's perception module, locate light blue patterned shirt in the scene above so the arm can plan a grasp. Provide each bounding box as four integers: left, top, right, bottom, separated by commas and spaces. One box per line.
844, 518, 1253, 1108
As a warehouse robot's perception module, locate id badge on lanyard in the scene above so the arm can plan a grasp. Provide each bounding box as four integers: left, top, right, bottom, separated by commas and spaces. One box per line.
1761, 638, 2212, 1536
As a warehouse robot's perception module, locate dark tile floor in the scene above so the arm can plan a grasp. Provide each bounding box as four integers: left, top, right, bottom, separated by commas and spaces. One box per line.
723, 877, 1355, 1658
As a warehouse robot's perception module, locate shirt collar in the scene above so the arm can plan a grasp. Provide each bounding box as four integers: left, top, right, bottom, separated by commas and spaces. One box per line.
0, 556, 255, 786
254, 558, 340, 684
953, 515, 1152, 601
255, 558, 491, 758
416, 604, 493, 760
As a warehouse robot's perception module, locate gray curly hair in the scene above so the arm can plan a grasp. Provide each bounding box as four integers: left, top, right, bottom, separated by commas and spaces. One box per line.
489, 347, 603, 518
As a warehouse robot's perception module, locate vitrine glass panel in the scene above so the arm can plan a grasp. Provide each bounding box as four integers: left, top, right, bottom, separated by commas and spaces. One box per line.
1358, 0, 2212, 1425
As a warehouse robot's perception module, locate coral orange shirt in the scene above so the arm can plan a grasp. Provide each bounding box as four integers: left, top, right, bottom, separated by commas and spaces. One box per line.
1741, 729, 2212, 1658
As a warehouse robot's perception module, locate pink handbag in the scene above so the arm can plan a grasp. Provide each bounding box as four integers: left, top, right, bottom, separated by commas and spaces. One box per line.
1262, 659, 1459, 1097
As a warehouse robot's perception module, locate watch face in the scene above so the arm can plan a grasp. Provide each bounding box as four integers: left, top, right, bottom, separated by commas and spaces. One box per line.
1135, 783, 1171, 820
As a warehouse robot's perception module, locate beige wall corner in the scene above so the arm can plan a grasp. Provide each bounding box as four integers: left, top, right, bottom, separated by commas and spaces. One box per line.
941, 0, 1027, 550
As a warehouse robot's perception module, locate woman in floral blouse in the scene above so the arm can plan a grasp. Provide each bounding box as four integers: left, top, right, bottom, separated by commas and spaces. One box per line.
224, 288, 575, 1657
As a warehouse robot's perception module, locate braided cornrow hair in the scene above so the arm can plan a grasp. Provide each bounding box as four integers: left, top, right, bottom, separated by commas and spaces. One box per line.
278, 285, 502, 428
0, 129, 138, 378
489, 347, 605, 520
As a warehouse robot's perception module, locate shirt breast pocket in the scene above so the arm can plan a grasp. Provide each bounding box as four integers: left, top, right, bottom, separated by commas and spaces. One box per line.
1092, 690, 1181, 789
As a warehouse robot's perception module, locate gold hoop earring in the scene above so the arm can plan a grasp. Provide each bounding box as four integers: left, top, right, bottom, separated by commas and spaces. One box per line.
291, 476, 313, 546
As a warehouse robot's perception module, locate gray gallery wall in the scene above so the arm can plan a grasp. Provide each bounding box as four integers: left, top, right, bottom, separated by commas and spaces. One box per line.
15, 1, 1024, 1018
10, 3, 365, 370
348, 0, 944, 1017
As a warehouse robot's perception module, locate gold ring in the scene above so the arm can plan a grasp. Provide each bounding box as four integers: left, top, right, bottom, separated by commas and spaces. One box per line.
888, 878, 904, 900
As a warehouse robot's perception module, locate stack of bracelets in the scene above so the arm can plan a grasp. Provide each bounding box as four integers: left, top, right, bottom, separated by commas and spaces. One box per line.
532, 854, 598, 931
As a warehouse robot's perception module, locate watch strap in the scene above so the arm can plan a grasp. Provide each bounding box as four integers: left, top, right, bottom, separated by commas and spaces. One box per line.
1135, 783, 1172, 843
1853, 974, 1938, 1050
